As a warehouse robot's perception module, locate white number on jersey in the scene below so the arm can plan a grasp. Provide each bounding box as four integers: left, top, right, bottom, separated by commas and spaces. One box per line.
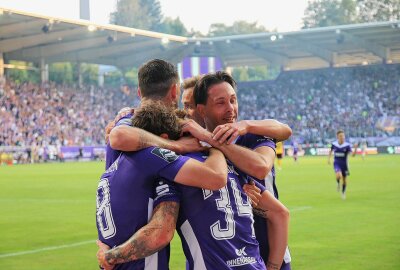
96, 178, 116, 239
208, 177, 254, 240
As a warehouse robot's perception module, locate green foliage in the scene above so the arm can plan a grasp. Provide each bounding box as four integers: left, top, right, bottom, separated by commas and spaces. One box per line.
303, 0, 400, 28
1, 155, 400, 269
357, 0, 400, 22
6, 61, 40, 84
209, 20, 267, 37
80, 63, 99, 85
110, 0, 163, 31
49, 63, 73, 84
161, 17, 188, 36
303, 0, 358, 28
232, 65, 280, 82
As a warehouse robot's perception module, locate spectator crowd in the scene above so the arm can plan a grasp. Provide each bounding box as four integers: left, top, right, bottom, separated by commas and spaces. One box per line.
0, 64, 399, 162
238, 64, 400, 144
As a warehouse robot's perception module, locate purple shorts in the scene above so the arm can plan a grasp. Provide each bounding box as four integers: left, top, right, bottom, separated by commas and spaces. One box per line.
334, 162, 349, 176
280, 262, 291, 270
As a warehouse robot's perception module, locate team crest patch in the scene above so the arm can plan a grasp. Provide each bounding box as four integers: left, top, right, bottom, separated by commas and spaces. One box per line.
151, 148, 179, 163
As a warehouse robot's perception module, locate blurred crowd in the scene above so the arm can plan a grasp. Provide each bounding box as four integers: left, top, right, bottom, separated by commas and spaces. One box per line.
238, 64, 400, 144
1, 64, 399, 160
0, 79, 137, 163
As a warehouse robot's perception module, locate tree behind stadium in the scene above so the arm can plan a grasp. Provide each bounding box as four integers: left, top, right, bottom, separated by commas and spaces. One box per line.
303, 0, 400, 28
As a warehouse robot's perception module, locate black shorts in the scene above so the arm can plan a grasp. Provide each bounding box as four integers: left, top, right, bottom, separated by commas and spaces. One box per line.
277, 153, 283, 159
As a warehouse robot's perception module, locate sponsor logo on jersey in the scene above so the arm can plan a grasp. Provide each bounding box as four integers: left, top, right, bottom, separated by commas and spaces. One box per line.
235, 246, 247, 256
156, 182, 170, 196
226, 246, 256, 267
334, 152, 346, 157
151, 148, 179, 163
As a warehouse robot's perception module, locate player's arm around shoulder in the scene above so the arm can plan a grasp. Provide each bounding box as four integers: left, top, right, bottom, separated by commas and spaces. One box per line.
174, 148, 228, 191
97, 201, 179, 268
212, 119, 292, 144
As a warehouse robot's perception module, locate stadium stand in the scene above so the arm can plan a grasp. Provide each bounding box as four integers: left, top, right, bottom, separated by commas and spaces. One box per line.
238, 64, 400, 145
1, 63, 399, 163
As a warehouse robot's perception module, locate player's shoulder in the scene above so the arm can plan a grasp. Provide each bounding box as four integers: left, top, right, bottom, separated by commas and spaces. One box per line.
331, 141, 339, 147
237, 133, 275, 146
149, 147, 181, 163
115, 113, 134, 127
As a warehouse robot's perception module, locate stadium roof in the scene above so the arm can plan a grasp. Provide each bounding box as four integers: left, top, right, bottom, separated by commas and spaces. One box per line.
1, 7, 400, 70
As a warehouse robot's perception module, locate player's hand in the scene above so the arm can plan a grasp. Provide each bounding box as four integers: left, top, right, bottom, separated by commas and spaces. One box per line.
181, 119, 212, 143
243, 181, 262, 207
212, 120, 248, 145
96, 240, 114, 270
105, 107, 135, 143
173, 136, 209, 154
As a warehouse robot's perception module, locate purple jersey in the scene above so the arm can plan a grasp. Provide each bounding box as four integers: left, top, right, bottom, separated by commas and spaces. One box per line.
96, 147, 189, 270
331, 141, 352, 176
105, 113, 133, 169
331, 141, 352, 164
155, 151, 266, 269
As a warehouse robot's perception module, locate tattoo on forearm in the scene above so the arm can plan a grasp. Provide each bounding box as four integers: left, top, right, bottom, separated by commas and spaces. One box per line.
266, 261, 280, 270
138, 129, 171, 150
253, 207, 268, 219
105, 202, 179, 265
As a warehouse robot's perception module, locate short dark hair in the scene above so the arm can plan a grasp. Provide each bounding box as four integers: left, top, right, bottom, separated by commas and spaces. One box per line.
138, 59, 179, 98
182, 75, 201, 90
193, 71, 237, 106
131, 101, 182, 140
337, 130, 345, 135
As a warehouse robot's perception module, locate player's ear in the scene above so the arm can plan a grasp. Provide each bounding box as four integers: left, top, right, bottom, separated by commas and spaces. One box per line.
137, 88, 142, 99
160, 133, 169, 139
170, 83, 178, 100
197, 104, 206, 118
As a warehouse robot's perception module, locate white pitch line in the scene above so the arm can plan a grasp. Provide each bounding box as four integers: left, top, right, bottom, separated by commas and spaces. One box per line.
0, 240, 94, 259
290, 206, 312, 212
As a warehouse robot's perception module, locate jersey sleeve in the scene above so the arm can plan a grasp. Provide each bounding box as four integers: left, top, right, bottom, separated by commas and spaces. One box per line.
115, 113, 134, 127
253, 179, 267, 193
153, 178, 181, 208
150, 148, 190, 182
242, 134, 276, 153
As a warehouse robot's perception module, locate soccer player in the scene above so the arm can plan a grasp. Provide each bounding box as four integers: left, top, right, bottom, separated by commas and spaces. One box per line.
96, 103, 228, 270
276, 141, 284, 170
190, 71, 292, 270
328, 130, 353, 199
291, 139, 300, 163
105, 59, 204, 170
181, 75, 205, 127
97, 101, 289, 270
104, 72, 291, 269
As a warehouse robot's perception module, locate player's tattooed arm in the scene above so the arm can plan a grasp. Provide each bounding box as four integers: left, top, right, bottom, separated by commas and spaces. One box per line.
109, 125, 204, 154
97, 201, 179, 266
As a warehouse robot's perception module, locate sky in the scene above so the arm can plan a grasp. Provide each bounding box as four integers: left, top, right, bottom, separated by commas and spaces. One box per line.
0, 0, 309, 34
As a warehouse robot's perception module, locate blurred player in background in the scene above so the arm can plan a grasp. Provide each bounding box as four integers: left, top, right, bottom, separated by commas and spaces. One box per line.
181, 75, 205, 127
276, 141, 284, 170
291, 138, 301, 163
328, 130, 353, 200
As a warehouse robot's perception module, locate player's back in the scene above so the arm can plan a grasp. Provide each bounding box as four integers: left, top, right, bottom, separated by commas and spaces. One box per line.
175, 152, 265, 270
97, 147, 188, 270
105, 113, 133, 169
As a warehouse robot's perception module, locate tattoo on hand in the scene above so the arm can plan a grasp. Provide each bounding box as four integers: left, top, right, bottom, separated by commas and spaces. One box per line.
253, 207, 268, 218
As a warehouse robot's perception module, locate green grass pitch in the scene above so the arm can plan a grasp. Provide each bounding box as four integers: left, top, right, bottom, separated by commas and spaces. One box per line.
1, 155, 399, 269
